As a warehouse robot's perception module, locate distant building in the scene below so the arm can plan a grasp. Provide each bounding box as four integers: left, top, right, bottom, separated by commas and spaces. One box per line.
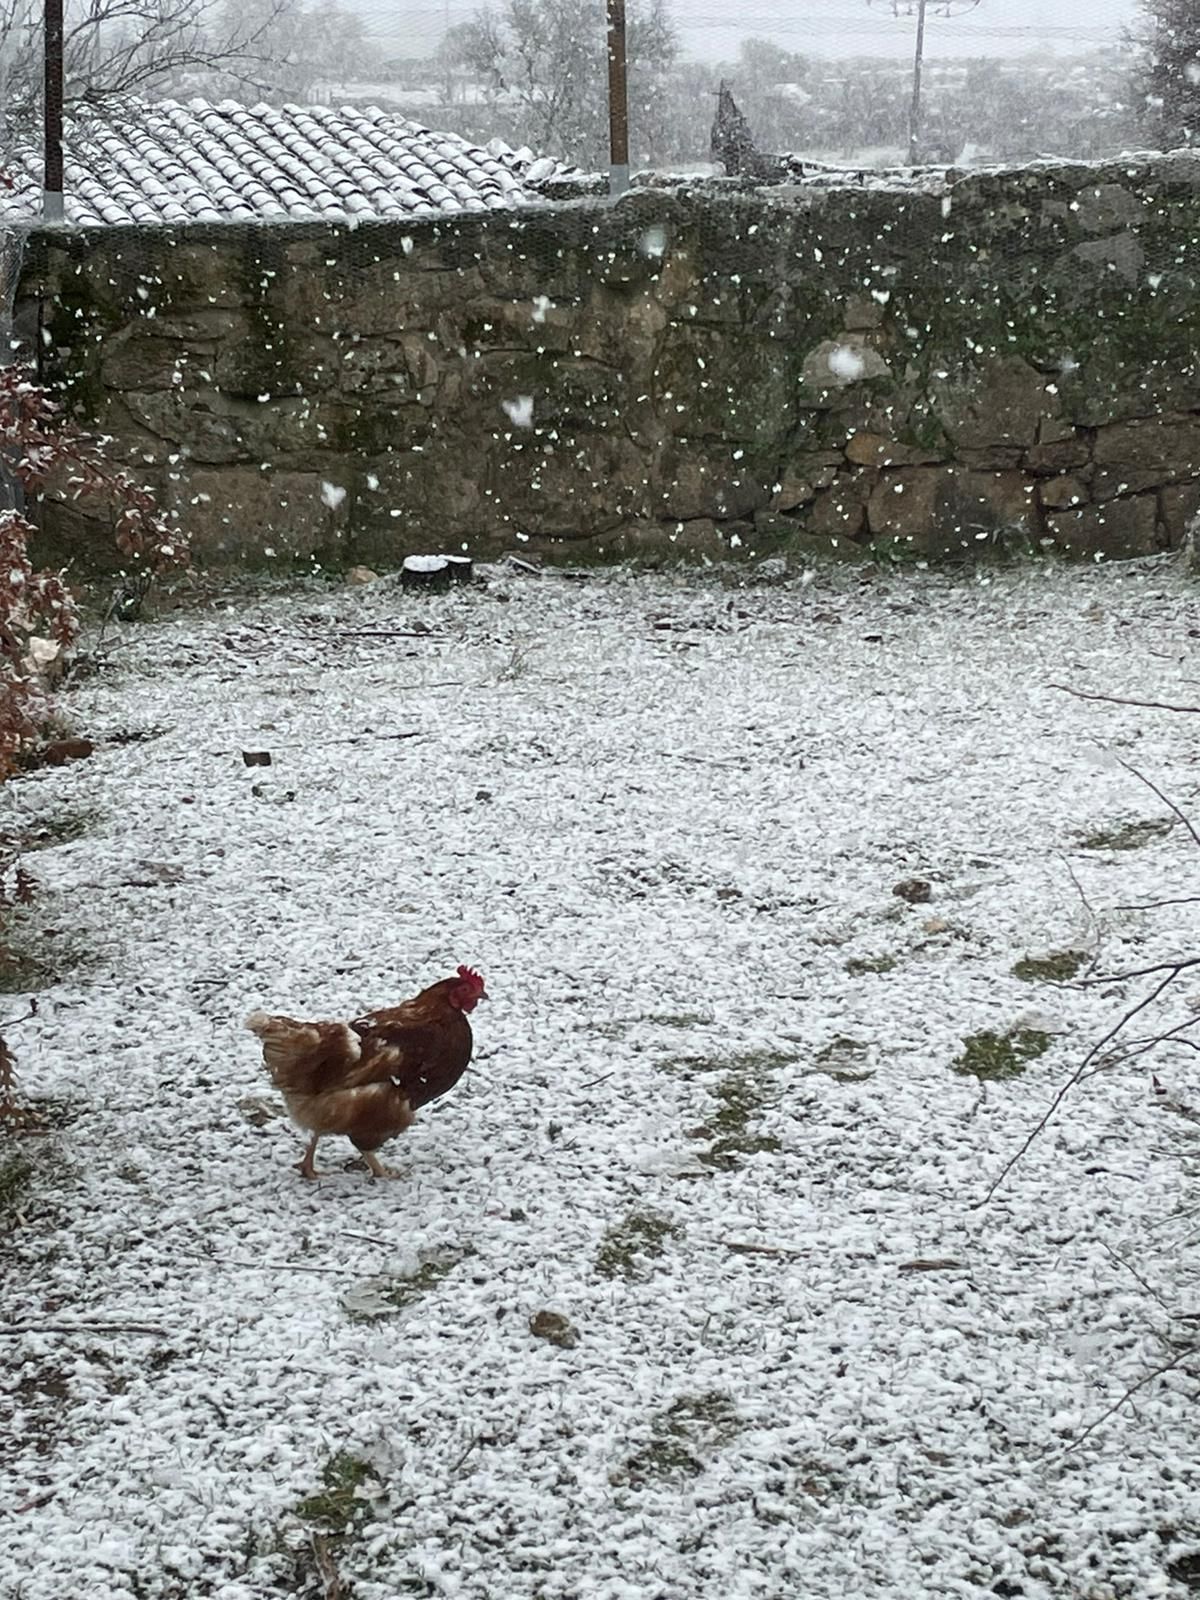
0, 99, 565, 227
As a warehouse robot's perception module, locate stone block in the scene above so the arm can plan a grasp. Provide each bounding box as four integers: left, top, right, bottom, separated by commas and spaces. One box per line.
1038, 474, 1090, 511
933, 357, 1057, 452
1160, 483, 1200, 548
1044, 495, 1162, 559
167, 467, 349, 561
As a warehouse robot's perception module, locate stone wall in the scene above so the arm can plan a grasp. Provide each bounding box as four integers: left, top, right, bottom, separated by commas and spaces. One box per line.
16, 153, 1200, 568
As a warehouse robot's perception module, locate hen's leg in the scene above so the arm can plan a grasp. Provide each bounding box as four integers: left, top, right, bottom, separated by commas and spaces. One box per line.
295, 1135, 321, 1180
363, 1151, 399, 1181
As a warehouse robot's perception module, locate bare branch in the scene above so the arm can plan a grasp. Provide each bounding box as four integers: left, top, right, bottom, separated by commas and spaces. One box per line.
974, 966, 1186, 1206
1049, 683, 1200, 715
1116, 759, 1200, 848
1054, 1344, 1197, 1459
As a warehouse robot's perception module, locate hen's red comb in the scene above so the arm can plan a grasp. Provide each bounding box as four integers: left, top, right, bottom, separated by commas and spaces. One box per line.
457, 964, 485, 988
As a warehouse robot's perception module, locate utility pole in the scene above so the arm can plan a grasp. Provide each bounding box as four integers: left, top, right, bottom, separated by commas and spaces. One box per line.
44, 0, 65, 220
907, 0, 927, 165
867, 0, 980, 166
606, 0, 629, 195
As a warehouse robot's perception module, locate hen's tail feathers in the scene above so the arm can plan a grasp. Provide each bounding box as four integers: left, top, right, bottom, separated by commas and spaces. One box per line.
245, 1011, 362, 1093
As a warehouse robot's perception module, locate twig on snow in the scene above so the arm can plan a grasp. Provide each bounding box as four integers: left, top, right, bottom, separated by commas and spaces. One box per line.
722, 1240, 810, 1259
975, 966, 1188, 1205
1116, 758, 1200, 848
181, 1249, 351, 1276
451, 1432, 485, 1472
1114, 893, 1200, 912
210, 730, 422, 756
1056, 853, 1102, 969
1, 1000, 39, 1031
1097, 1240, 1171, 1311
0, 1321, 167, 1336
1054, 1344, 1198, 1459
309, 1532, 344, 1600
1075, 956, 1200, 988
579, 1069, 620, 1090
1049, 684, 1200, 716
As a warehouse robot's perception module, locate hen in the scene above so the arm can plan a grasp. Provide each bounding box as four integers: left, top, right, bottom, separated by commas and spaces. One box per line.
246, 965, 487, 1179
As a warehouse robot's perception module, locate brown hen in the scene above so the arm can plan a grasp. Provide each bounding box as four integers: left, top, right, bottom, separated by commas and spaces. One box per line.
246, 965, 487, 1179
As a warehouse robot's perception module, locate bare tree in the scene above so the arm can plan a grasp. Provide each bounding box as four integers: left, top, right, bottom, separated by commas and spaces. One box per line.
444, 0, 677, 164
0, 0, 365, 146
209, 0, 369, 104
1130, 0, 1200, 147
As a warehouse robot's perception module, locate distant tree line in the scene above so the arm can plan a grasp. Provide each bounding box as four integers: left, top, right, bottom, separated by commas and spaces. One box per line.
417, 0, 1198, 167
418, 21, 1142, 168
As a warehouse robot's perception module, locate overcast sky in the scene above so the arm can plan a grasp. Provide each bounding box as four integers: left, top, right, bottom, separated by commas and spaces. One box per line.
353, 0, 1140, 64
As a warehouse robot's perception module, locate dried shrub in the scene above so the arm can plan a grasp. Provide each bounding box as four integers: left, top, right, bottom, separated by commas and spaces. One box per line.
0, 363, 185, 778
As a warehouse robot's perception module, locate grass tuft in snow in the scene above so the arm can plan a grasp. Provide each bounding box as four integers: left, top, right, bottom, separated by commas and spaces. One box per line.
294, 1451, 377, 1535
0, 908, 96, 994
675, 1050, 794, 1168
595, 1211, 682, 1279
845, 952, 898, 975
811, 1037, 875, 1083
953, 1029, 1052, 1081
343, 1249, 473, 1322
17, 808, 103, 851
0, 1147, 34, 1218
644, 1012, 714, 1029
618, 1391, 742, 1485
1012, 951, 1088, 983
1077, 818, 1173, 851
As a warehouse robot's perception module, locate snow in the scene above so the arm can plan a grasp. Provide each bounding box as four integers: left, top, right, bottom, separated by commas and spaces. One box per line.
0, 101, 564, 229
3, 557, 1200, 1599
827, 344, 868, 383
501, 394, 536, 429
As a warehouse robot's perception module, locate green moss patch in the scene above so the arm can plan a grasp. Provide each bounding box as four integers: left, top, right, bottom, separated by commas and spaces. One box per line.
295, 1451, 378, 1536
846, 953, 898, 975
618, 1391, 742, 1485
595, 1211, 682, 1280
1077, 819, 1173, 851
0, 1149, 35, 1218
1012, 950, 1087, 982
679, 1052, 793, 1168
952, 1028, 1052, 1081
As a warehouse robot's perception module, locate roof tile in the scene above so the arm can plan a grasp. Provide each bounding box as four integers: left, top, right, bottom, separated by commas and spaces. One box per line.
0, 98, 562, 226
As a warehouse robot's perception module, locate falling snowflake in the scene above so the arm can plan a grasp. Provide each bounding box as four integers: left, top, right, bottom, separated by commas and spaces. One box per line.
827, 346, 867, 383
502, 395, 535, 429
320, 482, 347, 510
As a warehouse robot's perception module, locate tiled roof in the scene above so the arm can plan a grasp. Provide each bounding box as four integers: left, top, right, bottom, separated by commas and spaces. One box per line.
0, 99, 564, 226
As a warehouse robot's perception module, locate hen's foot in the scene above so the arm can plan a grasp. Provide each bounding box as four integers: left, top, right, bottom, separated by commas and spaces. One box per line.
296, 1136, 321, 1180
363, 1152, 400, 1181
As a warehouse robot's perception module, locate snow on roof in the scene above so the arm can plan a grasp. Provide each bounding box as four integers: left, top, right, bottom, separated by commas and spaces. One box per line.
0, 99, 565, 227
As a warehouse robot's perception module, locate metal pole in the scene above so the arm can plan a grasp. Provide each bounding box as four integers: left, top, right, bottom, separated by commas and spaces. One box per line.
44, 0, 64, 221
606, 0, 629, 196
906, 0, 926, 166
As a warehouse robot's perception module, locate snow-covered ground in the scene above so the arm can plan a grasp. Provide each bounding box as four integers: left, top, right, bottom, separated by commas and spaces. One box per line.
3, 557, 1200, 1600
